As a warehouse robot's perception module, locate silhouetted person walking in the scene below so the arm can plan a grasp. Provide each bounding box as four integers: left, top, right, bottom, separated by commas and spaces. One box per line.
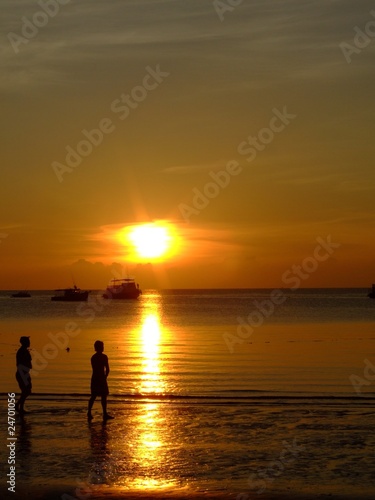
15, 336, 32, 414
88, 340, 113, 422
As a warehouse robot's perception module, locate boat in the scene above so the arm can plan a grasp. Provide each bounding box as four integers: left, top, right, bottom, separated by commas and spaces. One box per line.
368, 284, 375, 299
11, 291, 31, 298
51, 285, 90, 302
102, 278, 141, 299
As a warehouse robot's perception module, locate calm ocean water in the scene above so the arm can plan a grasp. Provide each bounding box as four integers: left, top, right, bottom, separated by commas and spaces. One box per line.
1, 289, 375, 498
1, 288, 375, 397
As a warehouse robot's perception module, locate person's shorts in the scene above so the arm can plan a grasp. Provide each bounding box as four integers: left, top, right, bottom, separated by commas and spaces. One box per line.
90, 378, 109, 397
16, 371, 32, 394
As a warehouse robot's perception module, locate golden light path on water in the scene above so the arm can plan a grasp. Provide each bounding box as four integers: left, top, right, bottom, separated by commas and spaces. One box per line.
139, 313, 164, 394
117, 297, 179, 492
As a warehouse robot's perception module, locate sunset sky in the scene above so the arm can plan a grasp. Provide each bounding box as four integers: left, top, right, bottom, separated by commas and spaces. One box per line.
1, 0, 375, 289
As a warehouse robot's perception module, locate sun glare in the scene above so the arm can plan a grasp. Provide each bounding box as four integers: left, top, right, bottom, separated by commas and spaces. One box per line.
130, 225, 169, 258
121, 222, 179, 262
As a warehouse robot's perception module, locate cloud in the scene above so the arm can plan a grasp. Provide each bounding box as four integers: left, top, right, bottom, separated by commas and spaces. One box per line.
2, 0, 374, 92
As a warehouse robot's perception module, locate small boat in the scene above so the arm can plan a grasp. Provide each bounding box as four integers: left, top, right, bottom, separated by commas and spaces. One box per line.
11, 291, 31, 298
51, 285, 90, 302
368, 284, 375, 299
103, 278, 141, 299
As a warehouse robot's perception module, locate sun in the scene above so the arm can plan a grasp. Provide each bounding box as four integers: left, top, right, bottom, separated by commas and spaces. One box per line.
130, 224, 169, 259
123, 222, 179, 262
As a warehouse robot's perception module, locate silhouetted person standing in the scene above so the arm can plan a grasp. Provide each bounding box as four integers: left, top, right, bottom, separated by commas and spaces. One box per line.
15, 336, 32, 414
88, 340, 113, 422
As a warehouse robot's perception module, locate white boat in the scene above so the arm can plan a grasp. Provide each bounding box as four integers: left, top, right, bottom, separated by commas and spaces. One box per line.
102, 278, 141, 299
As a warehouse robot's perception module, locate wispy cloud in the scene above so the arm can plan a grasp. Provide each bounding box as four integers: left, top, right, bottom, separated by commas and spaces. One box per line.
2, 0, 374, 91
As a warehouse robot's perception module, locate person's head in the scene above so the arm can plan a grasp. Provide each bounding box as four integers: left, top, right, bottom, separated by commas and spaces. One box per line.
94, 340, 104, 353
20, 336, 30, 348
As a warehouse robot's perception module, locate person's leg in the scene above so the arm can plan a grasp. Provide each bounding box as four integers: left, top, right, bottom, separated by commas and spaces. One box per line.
88, 395, 96, 419
16, 391, 27, 413
101, 395, 107, 416
16, 376, 31, 413
101, 396, 113, 420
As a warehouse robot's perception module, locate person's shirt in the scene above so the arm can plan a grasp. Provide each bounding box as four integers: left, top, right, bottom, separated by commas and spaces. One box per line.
91, 352, 109, 380
16, 346, 32, 372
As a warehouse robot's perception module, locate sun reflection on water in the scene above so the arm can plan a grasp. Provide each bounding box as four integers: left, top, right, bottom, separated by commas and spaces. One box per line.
139, 313, 164, 395
120, 296, 178, 492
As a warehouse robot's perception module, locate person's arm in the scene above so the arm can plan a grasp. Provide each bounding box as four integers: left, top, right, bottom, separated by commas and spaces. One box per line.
105, 356, 110, 378
27, 350, 32, 369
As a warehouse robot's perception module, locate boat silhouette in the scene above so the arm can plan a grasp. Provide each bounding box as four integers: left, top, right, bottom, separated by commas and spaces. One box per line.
11, 291, 31, 298
102, 278, 141, 299
51, 285, 90, 302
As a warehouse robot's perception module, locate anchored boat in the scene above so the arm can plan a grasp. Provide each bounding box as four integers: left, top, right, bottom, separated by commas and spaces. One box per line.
51, 285, 90, 302
103, 278, 141, 299
11, 291, 31, 298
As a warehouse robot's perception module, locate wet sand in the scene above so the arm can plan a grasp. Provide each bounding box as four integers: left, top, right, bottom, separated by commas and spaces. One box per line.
2, 395, 375, 500
9, 487, 375, 500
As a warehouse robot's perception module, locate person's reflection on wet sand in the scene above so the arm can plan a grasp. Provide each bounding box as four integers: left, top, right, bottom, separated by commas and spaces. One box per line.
17, 418, 32, 479
88, 421, 113, 486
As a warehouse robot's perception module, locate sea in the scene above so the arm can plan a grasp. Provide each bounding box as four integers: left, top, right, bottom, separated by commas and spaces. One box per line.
1, 288, 375, 498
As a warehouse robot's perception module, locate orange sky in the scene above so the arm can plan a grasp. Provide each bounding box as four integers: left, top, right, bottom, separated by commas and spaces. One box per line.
1, 1, 375, 289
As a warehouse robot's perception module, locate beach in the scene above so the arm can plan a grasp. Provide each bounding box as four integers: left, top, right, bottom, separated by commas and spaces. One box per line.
2, 393, 375, 500
1, 289, 375, 499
